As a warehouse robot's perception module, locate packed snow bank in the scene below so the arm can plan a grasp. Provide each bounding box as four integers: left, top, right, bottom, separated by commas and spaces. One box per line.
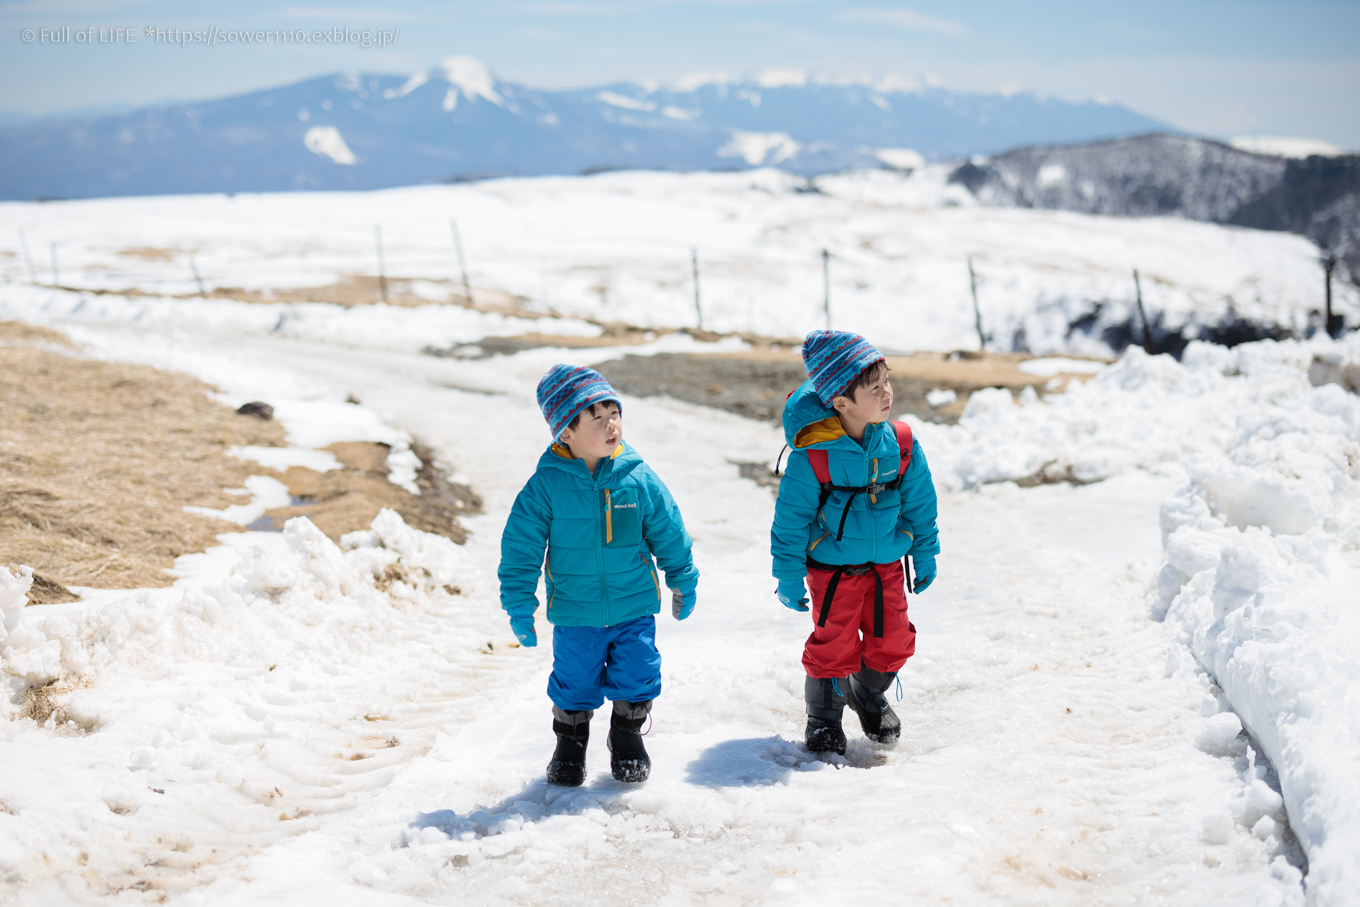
933, 349, 1233, 491
931, 333, 1360, 904
0, 509, 474, 715
1148, 339, 1360, 906
0, 510, 494, 896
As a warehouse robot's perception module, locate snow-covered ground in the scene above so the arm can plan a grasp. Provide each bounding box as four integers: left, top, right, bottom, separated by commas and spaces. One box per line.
2, 173, 1358, 905
3, 168, 1353, 355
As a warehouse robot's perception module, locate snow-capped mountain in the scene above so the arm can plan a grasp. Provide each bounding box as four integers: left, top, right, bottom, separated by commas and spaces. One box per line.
0, 56, 1169, 200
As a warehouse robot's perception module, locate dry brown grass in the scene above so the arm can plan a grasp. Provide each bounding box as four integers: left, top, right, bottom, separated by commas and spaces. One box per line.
1, 321, 479, 603
0, 321, 75, 348
72, 267, 547, 320
209, 275, 441, 308
1, 326, 286, 597
117, 246, 183, 262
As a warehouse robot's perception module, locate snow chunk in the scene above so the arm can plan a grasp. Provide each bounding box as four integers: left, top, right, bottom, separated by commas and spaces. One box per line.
185, 475, 292, 526
229, 446, 342, 472
926, 388, 957, 407
303, 126, 356, 166
1, 565, 34, 645
1195, 711, 1243, 754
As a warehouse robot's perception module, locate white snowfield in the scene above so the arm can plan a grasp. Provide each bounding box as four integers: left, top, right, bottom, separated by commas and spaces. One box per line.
2, 168, 1354, 356
0, 172, 1357, 904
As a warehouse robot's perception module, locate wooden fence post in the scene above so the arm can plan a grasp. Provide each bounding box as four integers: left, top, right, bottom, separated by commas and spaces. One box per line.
17, 227, 36, 283
968, 257, 984, 351
450, 219, 473, 307
822, 248, 831, 329
1134, 268, 1153, 353
691, 248, 703, 330
374, 225, 388, 304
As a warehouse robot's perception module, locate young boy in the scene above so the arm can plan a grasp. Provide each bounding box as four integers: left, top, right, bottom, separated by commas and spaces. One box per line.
771, 330, 940, 755
499, 364, 698, 786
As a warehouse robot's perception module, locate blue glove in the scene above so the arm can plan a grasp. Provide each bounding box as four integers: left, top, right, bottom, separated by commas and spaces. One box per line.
911, 557, 936, 593
777, 578, 810, 612
509, 613, 537, 647
672, 586, 696, 620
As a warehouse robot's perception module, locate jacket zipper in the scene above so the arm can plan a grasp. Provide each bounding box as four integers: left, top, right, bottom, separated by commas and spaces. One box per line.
592, 464, 611, 626
866, 425, 878, 563
641, 553, 660, 598
545, 560, 555, 616
605, 489, 613, 543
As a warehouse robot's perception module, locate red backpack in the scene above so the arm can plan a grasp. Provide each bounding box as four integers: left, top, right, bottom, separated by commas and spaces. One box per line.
806, 420, 914, 543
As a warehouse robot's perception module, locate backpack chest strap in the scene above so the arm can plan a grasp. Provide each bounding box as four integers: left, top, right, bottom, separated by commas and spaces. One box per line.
806, 420, 915, 542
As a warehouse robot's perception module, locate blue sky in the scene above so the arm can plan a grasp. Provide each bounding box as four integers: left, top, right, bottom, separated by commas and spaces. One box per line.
3, 0, 1358, 146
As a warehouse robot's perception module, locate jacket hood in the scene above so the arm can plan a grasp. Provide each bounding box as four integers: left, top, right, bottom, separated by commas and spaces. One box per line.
782, 379, 848, 449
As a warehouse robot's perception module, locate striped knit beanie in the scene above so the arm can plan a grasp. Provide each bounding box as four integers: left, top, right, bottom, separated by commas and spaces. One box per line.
536, 364, 622, 440
801, 330, 885, 404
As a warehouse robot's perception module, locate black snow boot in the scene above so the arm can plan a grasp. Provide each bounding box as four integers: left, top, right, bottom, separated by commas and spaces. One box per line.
546, 707, 593, 787
847, 664, 902, 745
804, 676, 848, 755
607, 700, 652, 783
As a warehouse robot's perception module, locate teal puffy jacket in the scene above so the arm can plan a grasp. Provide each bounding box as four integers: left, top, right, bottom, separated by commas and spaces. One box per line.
499, 442, 698, 627
771, 380, 940, 581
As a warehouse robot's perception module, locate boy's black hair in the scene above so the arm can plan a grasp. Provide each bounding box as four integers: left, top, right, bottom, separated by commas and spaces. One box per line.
842, 360, 890, 402
564, 400, 619, 433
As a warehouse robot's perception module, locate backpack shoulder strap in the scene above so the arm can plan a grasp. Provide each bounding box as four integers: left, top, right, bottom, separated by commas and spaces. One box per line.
893, 421, 914, 471
808, 448, 831, 484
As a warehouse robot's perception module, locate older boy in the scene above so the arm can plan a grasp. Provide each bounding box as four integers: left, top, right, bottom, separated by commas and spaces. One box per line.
499, 365, 698, 785
771, 331, 940, 754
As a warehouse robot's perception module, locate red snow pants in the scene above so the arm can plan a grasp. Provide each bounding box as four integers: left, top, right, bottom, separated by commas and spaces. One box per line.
802, 559, 915, 678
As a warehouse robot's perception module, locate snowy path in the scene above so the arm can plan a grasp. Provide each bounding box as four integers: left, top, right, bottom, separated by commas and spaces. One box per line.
175, 333, 1304, 902
3, 325, 1304, 904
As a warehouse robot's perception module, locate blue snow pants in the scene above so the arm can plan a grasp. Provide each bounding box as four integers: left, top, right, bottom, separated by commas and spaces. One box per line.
547, 615, 662, 711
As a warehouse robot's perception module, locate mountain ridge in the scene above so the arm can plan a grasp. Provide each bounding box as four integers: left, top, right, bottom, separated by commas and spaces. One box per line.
0, 56, 1170, 201
946, 133, 1360, 290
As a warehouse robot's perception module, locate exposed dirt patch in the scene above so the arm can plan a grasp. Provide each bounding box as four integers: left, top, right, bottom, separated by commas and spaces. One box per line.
424, 326, 796, 360
260, 441, 481, 543
593, 348, 1101, 426
1012, 460, 1103, 488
